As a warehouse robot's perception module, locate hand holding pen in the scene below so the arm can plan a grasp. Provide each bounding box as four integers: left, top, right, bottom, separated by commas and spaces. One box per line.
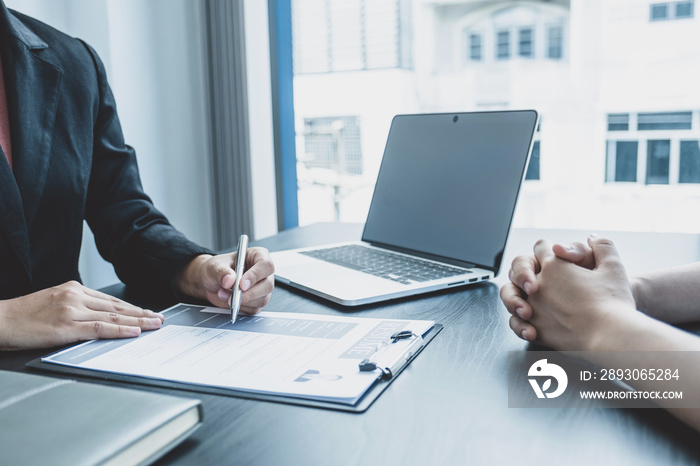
174, 237, 276, 315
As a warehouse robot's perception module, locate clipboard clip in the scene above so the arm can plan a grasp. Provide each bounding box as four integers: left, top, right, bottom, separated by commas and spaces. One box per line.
358, 330, 424, 378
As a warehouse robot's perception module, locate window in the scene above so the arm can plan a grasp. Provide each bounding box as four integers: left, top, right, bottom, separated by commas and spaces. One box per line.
463, 21, 567, 64
608, 113, 629, 131
606, 141, 638, 182
525, 141, 540, 180
288, 2, 700, 232
606, 111, 700, 185
469, 33, 482, 61
646, 140, 671, 184
547, 25, 563, 59
676, 1, 694, 18
292, 0, 411, 74
302, 117, 363, 175
496, 30, 510, 60
679, 140, 700, 183
518, 28, 533, 58
650, 3, 670, 20
650, 1, 694, 20
638, 112, 692, 130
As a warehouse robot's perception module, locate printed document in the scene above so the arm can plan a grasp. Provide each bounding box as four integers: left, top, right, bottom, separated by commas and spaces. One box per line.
43, 304, 435, 405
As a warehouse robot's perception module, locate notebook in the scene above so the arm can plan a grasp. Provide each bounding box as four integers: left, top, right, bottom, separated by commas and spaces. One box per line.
0, 369, 202, 466
272, 110, 539, 306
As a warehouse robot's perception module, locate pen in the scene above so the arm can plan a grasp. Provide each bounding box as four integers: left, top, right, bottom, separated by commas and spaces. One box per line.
230, 234, 249, 324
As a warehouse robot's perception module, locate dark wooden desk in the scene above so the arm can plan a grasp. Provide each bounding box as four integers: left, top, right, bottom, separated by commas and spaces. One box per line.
2, 223, 700, 465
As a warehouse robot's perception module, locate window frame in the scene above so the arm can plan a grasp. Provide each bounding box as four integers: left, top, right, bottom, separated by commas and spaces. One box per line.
650, 1, 694, 21
546, 24, 564, 60
675, 0, 694, 18
646, 139, 672, 185
468, 31, 483, 61
650, 3, 671, 21
606, 140, 639, 182
605, 111, 700, 186
496, 29, 510, 60
518, 27, 534, 59
679, 140, 700, 183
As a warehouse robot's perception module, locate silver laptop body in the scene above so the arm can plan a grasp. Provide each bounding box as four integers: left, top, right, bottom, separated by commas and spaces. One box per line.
272, 110, 539, 306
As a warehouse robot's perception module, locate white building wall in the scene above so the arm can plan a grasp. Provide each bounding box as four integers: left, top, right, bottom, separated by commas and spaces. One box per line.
295, 0, 700, 233
424, 0, 700, 233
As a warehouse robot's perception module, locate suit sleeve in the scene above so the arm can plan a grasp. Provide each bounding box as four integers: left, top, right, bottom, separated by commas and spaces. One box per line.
81, 42, 212, 299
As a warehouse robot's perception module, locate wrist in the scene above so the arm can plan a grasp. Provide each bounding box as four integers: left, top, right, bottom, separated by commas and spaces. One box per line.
0, 301, 7, 349
175, 254, 212, 300
0, 298, 19, 351
629, 275, 645, 312
585, 310, 650, 353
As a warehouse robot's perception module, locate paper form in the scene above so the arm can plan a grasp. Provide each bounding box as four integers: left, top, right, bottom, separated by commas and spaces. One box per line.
43, 304, 435, 405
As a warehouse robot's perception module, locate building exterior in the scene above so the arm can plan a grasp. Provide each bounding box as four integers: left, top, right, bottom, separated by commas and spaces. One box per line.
292, 0, 700, 232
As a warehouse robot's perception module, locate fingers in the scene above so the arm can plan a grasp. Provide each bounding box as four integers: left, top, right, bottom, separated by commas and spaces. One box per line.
67, 288, 163, 332
195, 254, 236, 304
587, 235, 625, 271
532, 238, 556, 267
81, 290, 162, 321
207, 255, 236, 293
217, 289, 231, 303
508, 254, 540, 296
239, 276, 274, 314
215, 269, 236, 305
504, 237, 616, 346
74, 320, 143, 340
47, 282, 163, 343
512, 239, 595, 296
552, 241, 595, 269
78, 305, 164, 330
200, 248, 275, 311
509, 315, 537, 342
240, 247, 275, 292
501, 282, 535, 341
500, 283, 533, 320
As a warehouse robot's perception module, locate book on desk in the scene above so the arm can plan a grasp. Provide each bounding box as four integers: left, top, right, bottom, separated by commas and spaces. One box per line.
0, 369, 202, 466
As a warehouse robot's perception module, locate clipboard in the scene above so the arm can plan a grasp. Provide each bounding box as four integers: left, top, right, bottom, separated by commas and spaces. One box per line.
26, 315, 442, 413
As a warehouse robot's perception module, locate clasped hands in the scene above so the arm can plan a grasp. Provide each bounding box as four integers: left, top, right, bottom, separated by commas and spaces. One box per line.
500, 234, 639, 351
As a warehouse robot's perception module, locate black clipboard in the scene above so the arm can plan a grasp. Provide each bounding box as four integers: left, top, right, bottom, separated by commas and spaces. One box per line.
26, 323, 442, 413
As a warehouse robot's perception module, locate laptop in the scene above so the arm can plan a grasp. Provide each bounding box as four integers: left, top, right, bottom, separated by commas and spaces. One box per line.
272, 110, 539, 306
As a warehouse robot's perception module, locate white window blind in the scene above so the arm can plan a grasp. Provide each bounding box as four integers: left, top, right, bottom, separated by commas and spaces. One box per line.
292, 0, 410, 74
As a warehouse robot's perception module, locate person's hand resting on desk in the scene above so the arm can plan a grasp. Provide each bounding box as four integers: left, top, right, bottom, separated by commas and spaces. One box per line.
501, 234, 700, 345
500, 234, 700, 431
500, 235, 639, 350
0, 281, 164, 351
0, 250, 274, 351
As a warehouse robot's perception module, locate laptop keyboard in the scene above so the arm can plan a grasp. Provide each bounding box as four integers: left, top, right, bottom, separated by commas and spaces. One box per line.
300, 244, 469, 285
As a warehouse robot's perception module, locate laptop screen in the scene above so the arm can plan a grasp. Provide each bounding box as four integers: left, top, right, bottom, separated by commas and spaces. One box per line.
362, 110, 538, 273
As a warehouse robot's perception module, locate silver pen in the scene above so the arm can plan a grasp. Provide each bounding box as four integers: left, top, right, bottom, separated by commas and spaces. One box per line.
230, 234, 249, 324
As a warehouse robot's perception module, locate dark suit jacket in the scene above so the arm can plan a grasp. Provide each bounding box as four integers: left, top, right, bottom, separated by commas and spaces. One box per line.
0, 3, 211, 300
